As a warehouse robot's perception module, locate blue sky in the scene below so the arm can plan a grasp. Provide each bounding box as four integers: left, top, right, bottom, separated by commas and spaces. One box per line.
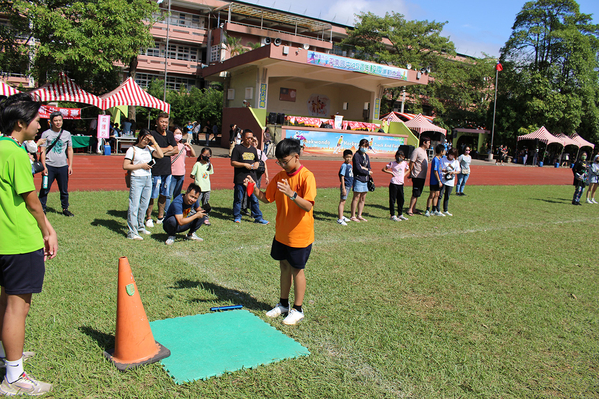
241, 0, 599, 58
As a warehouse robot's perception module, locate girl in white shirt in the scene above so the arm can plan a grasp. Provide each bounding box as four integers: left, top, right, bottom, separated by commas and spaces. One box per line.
456, 147, 472, 196
123, 129, 164, 240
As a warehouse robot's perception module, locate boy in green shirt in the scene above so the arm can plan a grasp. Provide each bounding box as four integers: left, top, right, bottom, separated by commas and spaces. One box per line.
0, 93, 57, 395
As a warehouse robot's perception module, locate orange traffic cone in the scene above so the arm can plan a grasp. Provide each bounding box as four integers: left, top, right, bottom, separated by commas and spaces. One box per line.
104, 257, 170, 371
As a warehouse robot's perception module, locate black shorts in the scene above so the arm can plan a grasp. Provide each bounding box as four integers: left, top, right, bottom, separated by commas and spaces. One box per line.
0, 249, 45, 295
411, 178, 425, 197
270, 238, 312, 270
430, 183, 442, 192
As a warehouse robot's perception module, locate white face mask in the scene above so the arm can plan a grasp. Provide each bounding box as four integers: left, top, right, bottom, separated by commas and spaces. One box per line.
174, 134, 183, 142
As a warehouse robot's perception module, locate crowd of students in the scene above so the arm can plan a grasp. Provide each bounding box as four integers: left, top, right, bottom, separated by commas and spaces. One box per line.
337, 137, 473, 224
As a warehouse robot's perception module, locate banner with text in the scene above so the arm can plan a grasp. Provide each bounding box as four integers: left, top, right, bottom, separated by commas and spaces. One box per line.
286, 129, 405, 155
306, 52, 408, 81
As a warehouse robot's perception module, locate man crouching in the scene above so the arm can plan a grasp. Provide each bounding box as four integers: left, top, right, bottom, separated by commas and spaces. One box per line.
163, 184, 206, 245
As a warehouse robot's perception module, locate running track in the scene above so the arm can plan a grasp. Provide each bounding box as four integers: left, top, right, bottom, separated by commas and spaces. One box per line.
34, 155, 574, 192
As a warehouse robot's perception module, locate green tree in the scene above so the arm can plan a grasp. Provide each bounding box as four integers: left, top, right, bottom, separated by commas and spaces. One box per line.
498, 0, 599, 142
7, 0, 159, 92
341, 12, 463, 121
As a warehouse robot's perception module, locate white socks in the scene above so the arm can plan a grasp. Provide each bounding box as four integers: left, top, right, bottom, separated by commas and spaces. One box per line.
5, 357, 24, 383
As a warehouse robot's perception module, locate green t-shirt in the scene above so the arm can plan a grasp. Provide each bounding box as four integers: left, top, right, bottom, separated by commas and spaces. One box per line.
0, 137, 44, 254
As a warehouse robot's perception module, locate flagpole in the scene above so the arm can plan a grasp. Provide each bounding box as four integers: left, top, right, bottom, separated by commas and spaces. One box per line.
490, 65, 499, 159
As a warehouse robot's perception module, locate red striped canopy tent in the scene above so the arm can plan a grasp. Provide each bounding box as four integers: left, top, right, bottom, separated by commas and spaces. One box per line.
0, 81, 21, 97
570, 133, 595, 149
403, 114, 446, 135
554, 133, 579, 148
100, 78, 170, 113
29, 72, 103, 108
380, 111, 435, 123
516, 126, 562, 145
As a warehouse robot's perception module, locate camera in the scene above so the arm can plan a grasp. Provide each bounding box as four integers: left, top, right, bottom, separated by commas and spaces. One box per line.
202, 203, 211, 213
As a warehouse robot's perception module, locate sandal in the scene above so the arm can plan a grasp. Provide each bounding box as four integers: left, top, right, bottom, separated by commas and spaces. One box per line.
406, 212, 414, 216
358, 216, 368, 222
350, 217, 360, 222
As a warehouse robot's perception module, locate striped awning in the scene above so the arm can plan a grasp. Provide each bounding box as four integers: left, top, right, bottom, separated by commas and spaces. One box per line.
517, 126, 562, 145
403, 113, 446, 135
570, 133, 595, 149
29, 72, 103, 108
100, 78, 170, 113
554, 133, 579, 147
0, 81, 21, 97
380, 111, 435, 123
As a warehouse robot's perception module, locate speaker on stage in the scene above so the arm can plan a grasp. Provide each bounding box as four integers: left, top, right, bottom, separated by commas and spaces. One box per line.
268, 112, 277, 124
276, 113, 286, 125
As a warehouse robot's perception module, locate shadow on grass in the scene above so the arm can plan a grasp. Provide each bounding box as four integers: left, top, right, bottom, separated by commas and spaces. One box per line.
171, 279, 271, 311
91, 218, 127, 236
533, 198, 571, 204
79, 326, 115, 351
107, 209, 128, 219
207, 205, 234, 221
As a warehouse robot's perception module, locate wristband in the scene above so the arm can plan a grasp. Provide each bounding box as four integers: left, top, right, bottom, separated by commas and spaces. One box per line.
290, 192, 298, 201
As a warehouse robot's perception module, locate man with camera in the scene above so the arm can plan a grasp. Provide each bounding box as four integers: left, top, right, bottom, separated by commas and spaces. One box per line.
163, 184, 207, 245
38, 111, 74, 217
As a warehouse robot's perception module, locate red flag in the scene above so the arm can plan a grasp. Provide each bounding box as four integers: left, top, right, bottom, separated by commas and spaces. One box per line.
496, 61, 503, 72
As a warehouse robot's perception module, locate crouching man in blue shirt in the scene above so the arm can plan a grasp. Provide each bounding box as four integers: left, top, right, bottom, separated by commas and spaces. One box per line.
163, 183, 206, 245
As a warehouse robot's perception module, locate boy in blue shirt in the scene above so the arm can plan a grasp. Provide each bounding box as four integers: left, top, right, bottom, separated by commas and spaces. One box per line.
425, 144, 445, 217
337, 149, 353, 226
163, 183, 206, 245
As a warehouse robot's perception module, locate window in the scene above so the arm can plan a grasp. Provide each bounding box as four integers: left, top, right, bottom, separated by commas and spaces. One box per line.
134, 73, 196, 91
167, 12, 206, 29
141, 43, 199, 62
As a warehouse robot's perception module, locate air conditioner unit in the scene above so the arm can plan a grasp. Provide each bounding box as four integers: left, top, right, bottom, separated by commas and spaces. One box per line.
273, 38, 282, 46
261, 37, 272, 46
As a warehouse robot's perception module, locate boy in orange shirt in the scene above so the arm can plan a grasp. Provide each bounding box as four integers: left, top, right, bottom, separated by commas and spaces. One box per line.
245, 139, 316, 325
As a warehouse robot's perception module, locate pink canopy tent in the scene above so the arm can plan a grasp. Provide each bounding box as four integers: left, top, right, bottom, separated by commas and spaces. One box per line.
0, 81, 21, 97
380, 111, 435, 123
570, 133, 595, 149
29, 72, 103, 108
554, 133, 579, 147
100, 78, 170, 113
403, 114, 446, 135
516, 126, 562, 145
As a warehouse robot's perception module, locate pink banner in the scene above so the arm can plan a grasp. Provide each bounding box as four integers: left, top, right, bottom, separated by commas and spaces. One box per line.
39, 105, 82, 120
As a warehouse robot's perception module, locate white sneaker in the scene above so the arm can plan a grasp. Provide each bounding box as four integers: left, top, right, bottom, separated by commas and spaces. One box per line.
433, 211, 445, 217
165, 236, 176, 245
0, 372, 52, 396
443, 211, 453, 216
265, 303, 289, 318
186, 233, 203, 241
586, 198, 593, 204
145, 219, 154, 228
156, 217, 164, 225
399, 215, 409, 221
342, 216, 350, 222
337, 219, 348, 226
424, 210, 431, 217
138, 229, 152, 235
282, 308, 304, 325
390, 215, 400, 221
592, 199, 598, 204
127, 234, 143, 241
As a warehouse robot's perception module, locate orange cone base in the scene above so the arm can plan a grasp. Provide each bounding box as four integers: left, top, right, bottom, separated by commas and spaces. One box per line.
103, 341, 170, 371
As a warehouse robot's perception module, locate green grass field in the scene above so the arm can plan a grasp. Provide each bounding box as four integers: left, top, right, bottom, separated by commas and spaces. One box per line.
26, 185, 599, 398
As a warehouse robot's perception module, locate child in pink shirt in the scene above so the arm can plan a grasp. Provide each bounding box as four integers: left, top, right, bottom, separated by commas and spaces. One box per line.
167, 127, 196, 211
382, 149, 410, 221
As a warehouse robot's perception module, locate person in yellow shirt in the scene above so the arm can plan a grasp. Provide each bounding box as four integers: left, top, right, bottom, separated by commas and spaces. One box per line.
245, 139, 316, 325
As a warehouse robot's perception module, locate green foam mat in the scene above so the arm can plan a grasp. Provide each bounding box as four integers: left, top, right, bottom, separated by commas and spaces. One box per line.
149, 309, 310, 384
